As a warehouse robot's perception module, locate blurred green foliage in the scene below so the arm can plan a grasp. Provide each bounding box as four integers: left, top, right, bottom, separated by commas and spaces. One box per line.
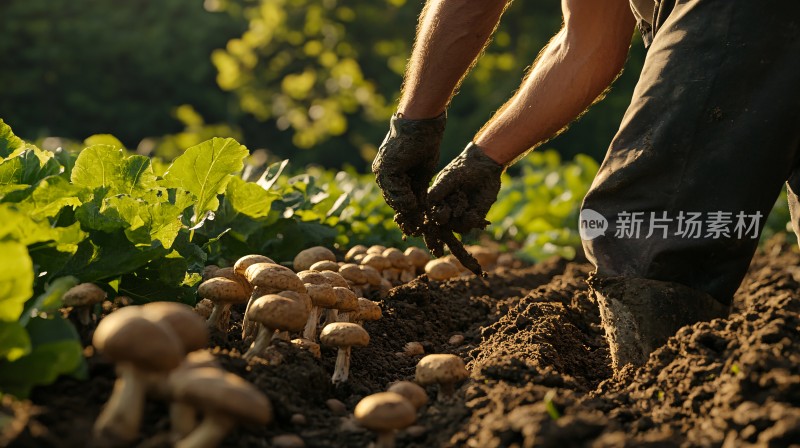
0, 0, 645, 169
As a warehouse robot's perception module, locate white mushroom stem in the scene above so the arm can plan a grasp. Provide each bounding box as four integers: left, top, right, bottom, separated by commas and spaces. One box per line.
331, 346, 352, 383
170, 402, 198, 443
303, 306, 320, 341
400, 268, 415, 284
376, 431, 397, 448
336, 312, 352, 323
241, 295, 258, 342
93, 363, 147, 443
243, 325, 275, 361
207, 303, 231, 330
175, 412, 235, 448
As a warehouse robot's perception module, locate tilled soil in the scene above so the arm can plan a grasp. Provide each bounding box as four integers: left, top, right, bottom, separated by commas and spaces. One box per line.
6, 238, 800, 447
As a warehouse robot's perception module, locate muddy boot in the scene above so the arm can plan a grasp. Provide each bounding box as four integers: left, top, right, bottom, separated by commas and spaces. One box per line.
588, 274, 731, 371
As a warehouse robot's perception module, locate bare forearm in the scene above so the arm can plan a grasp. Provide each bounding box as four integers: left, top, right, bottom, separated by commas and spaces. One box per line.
399, 0, 509, 119
476, 1, 635, 165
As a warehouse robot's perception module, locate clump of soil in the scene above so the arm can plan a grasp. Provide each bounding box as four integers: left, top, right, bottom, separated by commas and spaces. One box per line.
8, 239, 800, 447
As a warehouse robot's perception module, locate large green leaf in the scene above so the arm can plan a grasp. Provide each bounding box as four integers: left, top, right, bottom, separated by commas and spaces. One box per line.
0, 119, 24, 159
225, 176, 277, 218
162, 137, 248, 224
0, 242, 33, 322
71, 145, 158, 197
0, 147, 61, 186
0, 321, 30, 362
0, 317, 84, 398
15, 176, 86, 220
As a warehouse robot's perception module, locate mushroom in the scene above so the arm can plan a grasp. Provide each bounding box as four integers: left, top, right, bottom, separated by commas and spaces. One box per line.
242, 263, 305, 340
309, 260, 339, 272
168, 351, 220, 442
496, 252, 515, 268
381, 248, 410, 284
352, 298, 382, 326
244, 294, 309, 362
466, 245, 498, 270
404, 247, 430, 276
386, 381, 428, 410
366, 245, 387, 255
302, 282, 336, 341
202, 265, 220, 281
141, 301, 209, 354
233, 254, 276, 277
319, 322, 369, 383
273, 290, 312, 341
291, 338, 321, 358
194, 299, 214, 319
318, 270, 349, 288
170, 367, 272, 448
424, 259, 460, 281
415, 354, 469, 401
354, 392, 416, 448
293, 246, 336, 272
63, 283, 107, 325
338, 263, 367, 296
196, 277, 249, 331
209, 267, 251, 292
330, 286, 358, 324
92, 306, 184, 444
353, 253, 367, 263
361, 254, 391, 276
344, 245, 367, 262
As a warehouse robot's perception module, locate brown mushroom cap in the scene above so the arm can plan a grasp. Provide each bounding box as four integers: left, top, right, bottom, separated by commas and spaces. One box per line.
141, 302, 209, 352
361, 254, 391, 271
319, 322, 369, 348
293, 246, 336, 272
415, 354, 469, 386
382, 249, 411, 269
354, 392, 416, 432
170, 367, 272, 425
387, 381, 429, 410
332, 287, 358, 312
403, 247, 430, 269
197, 277, 250, 305
319, 271, 349, 288
93, 306, 184, 372
366, 245, 387, 255
354, 298, 382, 322
248, 295, 309, 332
466, 245, 498, 268
246, 263, 305, 293
338, 263, 367, 284
277, 290, 313, 312
309, 260, 339, 272
443, 255, 466, 272
359, 265, 383, 286
63, 283, 107, 307
424, 259, 460, 281
202, 265, 220, 281
344, 245, 368, 261
234, 254, 276, 277
304, 283, 337, 308
210, 267, 250, 290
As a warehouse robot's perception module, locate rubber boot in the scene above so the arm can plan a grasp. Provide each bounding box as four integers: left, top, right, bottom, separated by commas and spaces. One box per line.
588, 273, 731, 371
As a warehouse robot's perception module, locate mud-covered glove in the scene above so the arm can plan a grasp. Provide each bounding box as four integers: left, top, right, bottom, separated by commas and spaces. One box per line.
427, 142, 505, 234
372, 112, 446, 236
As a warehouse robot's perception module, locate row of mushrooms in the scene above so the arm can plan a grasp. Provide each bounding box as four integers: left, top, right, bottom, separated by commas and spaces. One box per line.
75, 243, 489, 447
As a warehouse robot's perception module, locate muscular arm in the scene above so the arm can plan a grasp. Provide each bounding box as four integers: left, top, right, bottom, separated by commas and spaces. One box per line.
475, 0, 636, 165
398, 0, 510, 120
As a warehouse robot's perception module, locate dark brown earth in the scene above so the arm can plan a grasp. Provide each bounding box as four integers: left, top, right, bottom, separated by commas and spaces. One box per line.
6, 236, 800, 447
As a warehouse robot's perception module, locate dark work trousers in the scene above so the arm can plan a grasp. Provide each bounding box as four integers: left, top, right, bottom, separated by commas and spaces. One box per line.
581, 0, 800, 305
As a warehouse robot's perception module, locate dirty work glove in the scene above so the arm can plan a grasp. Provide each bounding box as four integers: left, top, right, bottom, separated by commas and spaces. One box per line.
372, 112, 446, 236
427, 143, 505, 234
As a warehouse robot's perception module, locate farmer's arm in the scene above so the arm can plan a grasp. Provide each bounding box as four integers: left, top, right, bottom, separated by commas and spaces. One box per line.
475, 0, 636, 165
398, 0, 510, 119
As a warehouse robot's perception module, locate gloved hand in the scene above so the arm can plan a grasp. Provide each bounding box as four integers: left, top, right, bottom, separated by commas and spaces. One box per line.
427, 142, 505, 234
372, 112, 446, 236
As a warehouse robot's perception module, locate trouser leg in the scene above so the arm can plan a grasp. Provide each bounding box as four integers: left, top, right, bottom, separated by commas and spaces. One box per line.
581, 0, 800, 368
